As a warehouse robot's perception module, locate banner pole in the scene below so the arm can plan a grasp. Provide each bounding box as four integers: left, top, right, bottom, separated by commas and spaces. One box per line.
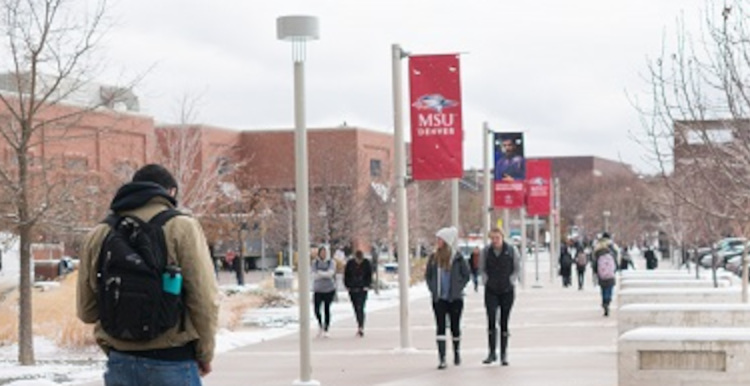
391, 43, 412, 351
482, 122, 491, 247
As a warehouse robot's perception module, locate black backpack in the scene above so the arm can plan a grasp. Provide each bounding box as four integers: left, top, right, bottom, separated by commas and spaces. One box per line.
97, 209, 183, 341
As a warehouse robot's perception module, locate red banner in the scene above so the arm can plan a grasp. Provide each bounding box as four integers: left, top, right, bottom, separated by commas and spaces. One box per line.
408, 54, 463, 180
525, 159, 551, 216
494, 181, 525, 209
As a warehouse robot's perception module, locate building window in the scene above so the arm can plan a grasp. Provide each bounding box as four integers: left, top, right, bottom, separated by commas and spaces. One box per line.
64, 156, 88, 171
370, 159, 382, 178
216, 156, 231, 175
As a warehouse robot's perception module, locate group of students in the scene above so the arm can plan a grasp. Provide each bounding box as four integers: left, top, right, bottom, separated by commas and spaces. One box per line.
425, 226, 521, 370
311, 247, 373, 338
310, 226, 521, 371
558, 232, 623, 317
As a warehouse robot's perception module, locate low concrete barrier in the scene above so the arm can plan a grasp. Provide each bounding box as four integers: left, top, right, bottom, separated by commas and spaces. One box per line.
618, 303, 750, 335
619, 327, 750, 386
619, 279, 728, 290
618, 287, 741, 306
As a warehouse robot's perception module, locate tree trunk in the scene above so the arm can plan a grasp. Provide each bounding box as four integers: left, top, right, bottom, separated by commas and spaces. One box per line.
18, 224, 34, 365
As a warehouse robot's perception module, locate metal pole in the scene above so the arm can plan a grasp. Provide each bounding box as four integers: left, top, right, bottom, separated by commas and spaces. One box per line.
288, 206, 293, 266
293, 60, 315, 384
482, 122, 491, 247
452, 179, 459, 230
392, 43, 412, 350
503, 209, 510, 241
554, 178, 561, 280
549, 178, 556, 282
534, 215, 540, 284
520, 207, 527, 288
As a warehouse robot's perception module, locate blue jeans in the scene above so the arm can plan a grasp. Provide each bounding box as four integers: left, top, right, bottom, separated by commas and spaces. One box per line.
600, 285, 613, 305
104, 351, 201, 386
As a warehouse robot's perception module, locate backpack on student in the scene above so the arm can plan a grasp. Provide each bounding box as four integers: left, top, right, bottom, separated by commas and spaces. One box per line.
97, 209, 183, 341
596, 251, 617, 280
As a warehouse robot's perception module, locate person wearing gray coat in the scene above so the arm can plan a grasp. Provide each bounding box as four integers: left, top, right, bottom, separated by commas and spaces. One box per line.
425, 226, 471, 370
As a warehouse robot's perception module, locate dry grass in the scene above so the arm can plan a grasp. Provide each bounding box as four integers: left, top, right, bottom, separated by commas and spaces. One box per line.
410, 257, 428, 286
217, 290, 262, 331
0, 271, 273, 349
0, 271, 95, 349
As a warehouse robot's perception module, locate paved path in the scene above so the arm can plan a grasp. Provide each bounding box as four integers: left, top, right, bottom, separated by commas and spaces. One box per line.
204, 252, 619, 386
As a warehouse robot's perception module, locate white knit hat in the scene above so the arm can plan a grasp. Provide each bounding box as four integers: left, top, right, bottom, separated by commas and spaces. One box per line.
436, 226, 458, 248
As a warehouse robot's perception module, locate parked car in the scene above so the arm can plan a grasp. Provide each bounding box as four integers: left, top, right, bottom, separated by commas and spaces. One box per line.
698, 238, 746, 268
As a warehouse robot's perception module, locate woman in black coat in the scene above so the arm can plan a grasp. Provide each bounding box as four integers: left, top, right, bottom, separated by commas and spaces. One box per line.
344, 250, 373, 337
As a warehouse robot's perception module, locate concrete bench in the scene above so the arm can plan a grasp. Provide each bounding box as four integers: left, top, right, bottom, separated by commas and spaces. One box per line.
620, 279, 729, 290
618, 303, 750, 335
619, 327, 750, 386
618, 287, 741, 306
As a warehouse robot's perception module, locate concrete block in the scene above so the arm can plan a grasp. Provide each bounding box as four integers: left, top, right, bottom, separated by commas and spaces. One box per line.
618, 287, 741, 306
619, 327, 750, 386
618, 303, 750, 335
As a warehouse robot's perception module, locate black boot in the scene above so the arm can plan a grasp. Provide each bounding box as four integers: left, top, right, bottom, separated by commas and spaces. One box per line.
500, 331, 509, 366
437, 340, 447, 370
482, 330, 497, 364
604, 301, 610, 317
453, 338, 461, 365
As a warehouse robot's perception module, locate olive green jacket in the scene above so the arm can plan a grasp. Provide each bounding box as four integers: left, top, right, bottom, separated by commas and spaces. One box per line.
76, 197, 220, 363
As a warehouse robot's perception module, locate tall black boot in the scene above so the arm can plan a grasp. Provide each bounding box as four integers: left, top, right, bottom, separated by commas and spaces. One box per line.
500, 331, 509, 366
453, 338, 461, 365
437, 340, 447, 370
482, 330, 497, 364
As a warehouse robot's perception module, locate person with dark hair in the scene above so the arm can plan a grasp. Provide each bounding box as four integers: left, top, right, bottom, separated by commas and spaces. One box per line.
344, 250, 373, 337
480, 227, 521, 366
470, 246, 481, 292
77, 163, 219, 385
425, 226, 470, 370
312, 246, 336, 338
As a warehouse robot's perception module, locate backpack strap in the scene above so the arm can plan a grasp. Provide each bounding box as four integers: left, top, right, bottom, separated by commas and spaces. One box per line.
149, 208, 183, 227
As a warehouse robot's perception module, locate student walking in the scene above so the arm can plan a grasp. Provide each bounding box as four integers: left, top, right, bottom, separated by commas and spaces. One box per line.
312, 247, 337, 337
425, 226, 470, 370
593, 233, 618, 317
575, 247, 587, 290
470, 246, 481, 292
344, 250, 373, 337
559, 240, 574, 288
480, 227, 521, 366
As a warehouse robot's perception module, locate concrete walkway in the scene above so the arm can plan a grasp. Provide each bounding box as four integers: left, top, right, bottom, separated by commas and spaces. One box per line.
204, 253, 619, 386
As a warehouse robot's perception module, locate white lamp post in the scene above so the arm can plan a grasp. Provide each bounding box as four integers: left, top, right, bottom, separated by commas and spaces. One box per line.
603, 210, 611, 233
283, 191, 296, 266
277, 15, 320, 386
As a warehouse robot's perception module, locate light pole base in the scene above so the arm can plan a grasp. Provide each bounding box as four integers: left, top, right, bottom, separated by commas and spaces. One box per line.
292, 379, 321, 386
392, 347, 419, 354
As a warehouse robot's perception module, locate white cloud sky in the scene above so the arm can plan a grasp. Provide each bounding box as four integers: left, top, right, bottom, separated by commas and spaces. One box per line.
97, 0, 710, 173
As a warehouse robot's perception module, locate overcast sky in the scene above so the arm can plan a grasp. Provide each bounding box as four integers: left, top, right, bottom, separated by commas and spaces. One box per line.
100, 0, 710, 174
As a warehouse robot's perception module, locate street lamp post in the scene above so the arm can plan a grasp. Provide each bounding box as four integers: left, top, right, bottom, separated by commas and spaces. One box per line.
284, 191, 296, 266
277, 15, 320, 386
603, 210, 611, 233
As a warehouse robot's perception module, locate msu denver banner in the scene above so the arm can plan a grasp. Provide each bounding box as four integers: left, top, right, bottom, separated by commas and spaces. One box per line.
493, 132, 525, 208
408, 54, 463, 180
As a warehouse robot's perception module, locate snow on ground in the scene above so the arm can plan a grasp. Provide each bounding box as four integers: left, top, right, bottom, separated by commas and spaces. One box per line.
0, 278, 429, 385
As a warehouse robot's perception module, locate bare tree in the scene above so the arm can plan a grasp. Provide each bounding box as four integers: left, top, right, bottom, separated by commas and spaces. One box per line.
636, 0, 750, 298
154, 94, 241, 217
0, 0, 129, 364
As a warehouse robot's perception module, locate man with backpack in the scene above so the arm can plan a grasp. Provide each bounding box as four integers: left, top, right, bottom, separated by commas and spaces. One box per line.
77, 164, 219, 385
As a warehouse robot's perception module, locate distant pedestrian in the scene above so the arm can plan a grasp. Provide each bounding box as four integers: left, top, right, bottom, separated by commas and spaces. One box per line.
619, 246, 635, 270
480, 227, 521, 366
312, 246, 336, 338
344, 250, 373, 337
226, 249, 244, 286
575, 247, 587, 290
644, 247, 658, 270
470, 246, 481, 292
559, 239, 574, 287
425, 226, 470, 370
593, 233, 618, 317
